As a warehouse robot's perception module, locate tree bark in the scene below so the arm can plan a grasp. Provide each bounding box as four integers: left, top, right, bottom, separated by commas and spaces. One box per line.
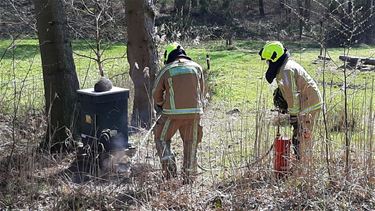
304, 0, 311, 31
33, 0, 80, 151
191, 0, 198, 8
259, 0, 265, 17
175, 0, 183, 14
279, 0, 284, 9
285, 0, 291, 23
347, 0, 353, 14
368, 0, 375, 44
200, 0, 210, 13
175, 0, 190, 16
125, 0, 159, 129
297, 0, 303, 39
304, 0, 311, 20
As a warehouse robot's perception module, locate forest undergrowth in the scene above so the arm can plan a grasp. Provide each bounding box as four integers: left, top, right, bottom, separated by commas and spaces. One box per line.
0, 99, 374, 209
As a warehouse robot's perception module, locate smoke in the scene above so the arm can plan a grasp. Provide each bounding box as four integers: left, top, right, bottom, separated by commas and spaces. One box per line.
100, 132, 135, 176
109, 132, 126, 150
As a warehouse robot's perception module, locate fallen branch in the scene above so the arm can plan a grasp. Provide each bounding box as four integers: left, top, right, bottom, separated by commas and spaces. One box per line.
339, 55, 375, 66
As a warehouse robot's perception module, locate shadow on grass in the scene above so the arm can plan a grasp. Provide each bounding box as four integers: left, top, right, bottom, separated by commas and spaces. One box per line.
0, 40, 126, 60
0, 43, 39, 60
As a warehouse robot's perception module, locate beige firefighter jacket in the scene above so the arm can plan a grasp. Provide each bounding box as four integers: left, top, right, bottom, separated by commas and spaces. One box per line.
152, 58, 205, 119
276, 58, 322, 116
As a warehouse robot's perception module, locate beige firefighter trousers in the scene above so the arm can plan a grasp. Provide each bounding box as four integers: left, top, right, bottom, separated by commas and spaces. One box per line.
154, 115, 203, 180
294, 109, 321, 175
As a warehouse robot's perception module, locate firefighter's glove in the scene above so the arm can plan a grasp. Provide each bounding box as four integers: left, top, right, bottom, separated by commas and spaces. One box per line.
273, 88, 288, 113
155, 105, 163, 115
290, 115, 298, 125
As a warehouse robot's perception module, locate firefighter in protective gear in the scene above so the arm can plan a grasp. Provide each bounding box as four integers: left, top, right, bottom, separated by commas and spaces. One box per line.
259, 41, 322, 162
153, 42, 205, 183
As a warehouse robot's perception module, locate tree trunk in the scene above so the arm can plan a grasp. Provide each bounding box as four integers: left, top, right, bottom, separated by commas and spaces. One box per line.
372, 0, 375, 43
285, 0, 291, 23
175, 0, 190, 16
200, 0, 209, 13
125, 0, 158, 130
304, 0, 311, 20
347, 0, 354, 44
279, 0, 284, 9
191, 0, 198, 8
368, 0, 375, 44
319, 20, 325, 56
348, 0, 353, 14
259, 0, 265, 17
33, 0, 80, 151
297, 0, 303, 39
304, 0, 311, 31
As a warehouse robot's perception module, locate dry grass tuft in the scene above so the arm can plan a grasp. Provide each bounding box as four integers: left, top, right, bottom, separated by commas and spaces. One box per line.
0, 101, 374, 209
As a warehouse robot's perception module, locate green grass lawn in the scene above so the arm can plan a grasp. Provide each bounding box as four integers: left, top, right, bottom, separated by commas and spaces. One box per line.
0, 39, 374, 115
189, 40, 375, 114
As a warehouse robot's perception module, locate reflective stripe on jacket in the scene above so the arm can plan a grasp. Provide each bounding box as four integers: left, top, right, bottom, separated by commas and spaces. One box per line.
276, 58, 322, 115
152, 59, 205, 118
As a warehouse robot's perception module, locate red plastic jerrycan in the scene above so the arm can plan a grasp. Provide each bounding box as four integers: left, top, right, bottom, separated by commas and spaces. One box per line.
274, 136, 291, 178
